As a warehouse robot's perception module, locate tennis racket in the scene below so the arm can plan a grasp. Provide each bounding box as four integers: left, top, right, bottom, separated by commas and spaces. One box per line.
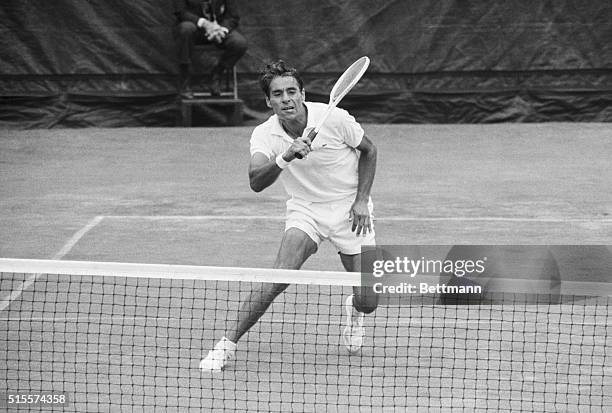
295, 56, 370, 159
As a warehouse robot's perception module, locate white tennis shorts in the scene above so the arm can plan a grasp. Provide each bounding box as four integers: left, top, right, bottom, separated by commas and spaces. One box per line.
285, 196, 376, 255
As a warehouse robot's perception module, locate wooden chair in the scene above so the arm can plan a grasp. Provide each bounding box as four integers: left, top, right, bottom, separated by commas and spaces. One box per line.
177, 45, 243, 126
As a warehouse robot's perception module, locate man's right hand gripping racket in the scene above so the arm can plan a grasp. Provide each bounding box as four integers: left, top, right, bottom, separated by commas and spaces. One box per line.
295, 56, 370, 159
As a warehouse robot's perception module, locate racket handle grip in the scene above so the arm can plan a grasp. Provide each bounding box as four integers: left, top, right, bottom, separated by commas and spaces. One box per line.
294, 128, 319, 160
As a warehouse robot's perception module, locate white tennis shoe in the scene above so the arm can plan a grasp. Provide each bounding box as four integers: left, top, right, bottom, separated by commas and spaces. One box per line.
342, 294, 365, 354
199, 337, 236, 371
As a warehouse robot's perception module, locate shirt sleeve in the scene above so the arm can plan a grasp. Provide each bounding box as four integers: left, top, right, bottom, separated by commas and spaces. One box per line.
172, 0, 200, 25
249, 128, 274, 158
219, 0, 240, 30
334, 108, 364, 148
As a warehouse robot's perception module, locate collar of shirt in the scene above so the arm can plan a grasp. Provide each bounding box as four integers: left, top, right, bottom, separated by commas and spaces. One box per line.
270, 102, 317, 143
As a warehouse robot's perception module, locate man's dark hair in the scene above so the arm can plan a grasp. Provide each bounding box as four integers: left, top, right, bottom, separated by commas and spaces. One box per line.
259, 60, 304, 97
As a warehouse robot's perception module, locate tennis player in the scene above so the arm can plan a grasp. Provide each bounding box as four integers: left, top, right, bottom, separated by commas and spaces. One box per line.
200, 60, 378, 371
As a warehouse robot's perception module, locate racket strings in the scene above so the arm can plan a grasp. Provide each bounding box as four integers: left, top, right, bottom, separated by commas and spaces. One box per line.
331, 58, 369, 101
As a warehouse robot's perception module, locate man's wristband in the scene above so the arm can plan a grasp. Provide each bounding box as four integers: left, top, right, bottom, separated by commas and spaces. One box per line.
275, 154, 290, 169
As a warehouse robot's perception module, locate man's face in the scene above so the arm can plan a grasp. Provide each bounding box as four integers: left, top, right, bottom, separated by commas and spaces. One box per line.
266, 76, 306, 122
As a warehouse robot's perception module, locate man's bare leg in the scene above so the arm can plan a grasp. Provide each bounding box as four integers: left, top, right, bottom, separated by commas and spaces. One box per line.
339, 253, 378, 314
200, 228, 317, 370
225, 228, 318, 343
339, 252, 378, 353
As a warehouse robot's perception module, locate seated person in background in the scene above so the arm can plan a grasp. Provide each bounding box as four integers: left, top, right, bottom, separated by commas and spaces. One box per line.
173, 0, 248, 97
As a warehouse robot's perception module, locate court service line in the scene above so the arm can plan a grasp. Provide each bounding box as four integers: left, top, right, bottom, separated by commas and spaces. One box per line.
102, 215, 612, 223
0, 216, 104, 312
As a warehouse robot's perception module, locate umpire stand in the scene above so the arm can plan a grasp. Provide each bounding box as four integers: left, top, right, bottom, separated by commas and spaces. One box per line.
177, 46, 244, 127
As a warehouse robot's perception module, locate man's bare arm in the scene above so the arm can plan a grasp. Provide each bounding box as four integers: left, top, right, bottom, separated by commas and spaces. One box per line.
355, 134, 377, 202
350, 134, 377, 235
248, 135, 313, 192
248, 153, 283, 192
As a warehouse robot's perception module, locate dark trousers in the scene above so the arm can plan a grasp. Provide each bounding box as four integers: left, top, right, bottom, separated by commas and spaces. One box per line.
174, 21, 247, 70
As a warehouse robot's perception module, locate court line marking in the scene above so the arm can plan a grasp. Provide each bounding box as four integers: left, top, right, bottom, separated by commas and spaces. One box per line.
101, 215, 612, 223
0, 216, 104, 312
52, 216, 105, 260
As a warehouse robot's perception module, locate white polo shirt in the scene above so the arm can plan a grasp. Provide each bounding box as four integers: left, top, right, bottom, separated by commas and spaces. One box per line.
250, 102, 364, 202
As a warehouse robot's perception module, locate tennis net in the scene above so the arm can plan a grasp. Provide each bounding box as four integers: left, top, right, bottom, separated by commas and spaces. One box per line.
0, 258, 610, 412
